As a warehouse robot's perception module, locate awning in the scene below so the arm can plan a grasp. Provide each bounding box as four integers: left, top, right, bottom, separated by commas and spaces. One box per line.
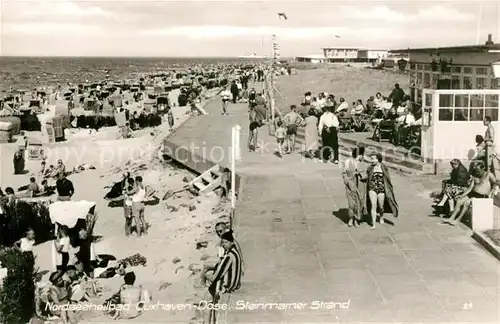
49, 200, 96, 228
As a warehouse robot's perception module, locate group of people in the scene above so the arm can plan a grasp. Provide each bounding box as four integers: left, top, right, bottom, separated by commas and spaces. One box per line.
433, 117, 499, 225
341, 148, 399, 228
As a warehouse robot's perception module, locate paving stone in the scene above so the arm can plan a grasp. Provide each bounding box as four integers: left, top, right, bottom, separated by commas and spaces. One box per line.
391, 305, 452, 322
403, 249, 458, 271
360, 254, 414, 275
390, 231, 442, 250
324, 268, 373, 283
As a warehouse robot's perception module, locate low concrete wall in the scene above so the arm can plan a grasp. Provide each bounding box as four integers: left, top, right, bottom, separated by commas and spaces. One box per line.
163, 138, 242, 193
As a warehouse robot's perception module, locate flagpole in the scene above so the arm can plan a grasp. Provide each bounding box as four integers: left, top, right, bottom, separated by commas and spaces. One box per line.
476, 3, 483, 44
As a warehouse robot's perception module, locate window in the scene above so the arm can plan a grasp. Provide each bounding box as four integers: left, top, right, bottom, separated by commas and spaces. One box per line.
453, 94, 469, 121
470, 94, 484, 108
485, 109, 499, 121
438, 94, 453, 121
475, 67, 488, 75
423, 73, 431, 87
463, 76, 472, 89
416, 73, 423, 86
491, 78, 498, 89
442, 93, 500, 122
410, 63, 416, 70
451, 75, 461, 89
463, 67, 473, 74
439, 94, 453, 107
470, 108, 484, 121
439, 109, 453, 121
423, 64, 432, 71
454, 109, 469, 121
455, 94, 469, 108
485, 94, 499, 107
475, 77, 487, 89
416, 64, 423, 71
451, 66, 461, 73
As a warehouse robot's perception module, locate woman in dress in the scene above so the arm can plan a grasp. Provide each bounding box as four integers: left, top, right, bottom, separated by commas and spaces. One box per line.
303, 109, 319, 158
433, 159, 470, 216
342, 147, 366, 227
13, 149, 25, 175
363, 153, 398, 228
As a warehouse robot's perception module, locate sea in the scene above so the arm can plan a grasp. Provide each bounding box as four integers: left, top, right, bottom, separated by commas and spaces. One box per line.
0, 56, 265, 93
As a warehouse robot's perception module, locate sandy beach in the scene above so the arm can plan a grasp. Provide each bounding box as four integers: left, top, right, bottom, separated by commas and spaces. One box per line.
0, 87, 228, 323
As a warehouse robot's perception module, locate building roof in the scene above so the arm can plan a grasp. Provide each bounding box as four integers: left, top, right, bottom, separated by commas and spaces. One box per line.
295, 54, 326, 59
322, 47, 388, 51
322, 47, 359, 50
390, 44, 500, 54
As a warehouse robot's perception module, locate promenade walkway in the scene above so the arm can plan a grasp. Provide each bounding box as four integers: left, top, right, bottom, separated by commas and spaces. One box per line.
165, 89, 499, 323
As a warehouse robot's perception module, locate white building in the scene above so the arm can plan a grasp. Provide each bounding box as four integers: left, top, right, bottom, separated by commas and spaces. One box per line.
322, 47, 358, 62
357, 49, 389, 62
294, 55, 326, 64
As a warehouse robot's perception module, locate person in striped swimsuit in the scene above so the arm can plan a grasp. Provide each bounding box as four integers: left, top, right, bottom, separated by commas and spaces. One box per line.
207, 231, 242, 299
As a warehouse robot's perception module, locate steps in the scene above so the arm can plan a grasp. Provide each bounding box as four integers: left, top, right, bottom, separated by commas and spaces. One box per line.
295, 128, 428, 175
189, 165, 222, 195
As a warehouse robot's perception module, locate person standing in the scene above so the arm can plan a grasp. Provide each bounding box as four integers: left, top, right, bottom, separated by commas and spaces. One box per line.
236, 79, 243, 101
388, 83, 405, 107
248, 106, 259, 152
220, 87, 231, 115
13, 149, 25, 175
317, 106, 340, 164
123, 178, 135, 236
342, 147, 366, 227
55, 225, 71, 271
484, 116, 498, 176
56, 173, 74, 201
363, 153, 398, 228
303, 109, 319, 158
283, 105, 304, 154
230, 81, 239, 104
131, 176, 147, 237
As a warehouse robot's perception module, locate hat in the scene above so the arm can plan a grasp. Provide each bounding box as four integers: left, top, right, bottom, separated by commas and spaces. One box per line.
220, 230, 234, 242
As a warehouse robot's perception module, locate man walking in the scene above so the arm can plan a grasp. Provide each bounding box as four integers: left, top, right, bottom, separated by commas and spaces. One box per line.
230, 81, 239, 104
318, 106, 340, 164
283, 105, 304, 153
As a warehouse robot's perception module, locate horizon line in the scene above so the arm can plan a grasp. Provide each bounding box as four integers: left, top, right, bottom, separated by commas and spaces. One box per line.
0, 55, 279, 59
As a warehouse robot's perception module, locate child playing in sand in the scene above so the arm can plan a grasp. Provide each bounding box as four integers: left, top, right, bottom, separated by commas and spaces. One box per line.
275, 121, 287, 158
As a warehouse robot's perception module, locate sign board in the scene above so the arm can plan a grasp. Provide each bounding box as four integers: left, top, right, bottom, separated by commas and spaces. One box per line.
46, 125, 56, 143
28, 142, 45, 160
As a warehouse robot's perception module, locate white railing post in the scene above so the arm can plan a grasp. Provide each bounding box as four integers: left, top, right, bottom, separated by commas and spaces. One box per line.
230, 125, 241, 229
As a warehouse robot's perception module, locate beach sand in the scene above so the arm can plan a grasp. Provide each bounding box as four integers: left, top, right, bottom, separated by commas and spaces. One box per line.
0, 88, 226, 323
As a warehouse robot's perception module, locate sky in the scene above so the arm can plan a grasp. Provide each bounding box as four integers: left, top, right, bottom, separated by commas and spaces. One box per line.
0, 0, 499, 57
